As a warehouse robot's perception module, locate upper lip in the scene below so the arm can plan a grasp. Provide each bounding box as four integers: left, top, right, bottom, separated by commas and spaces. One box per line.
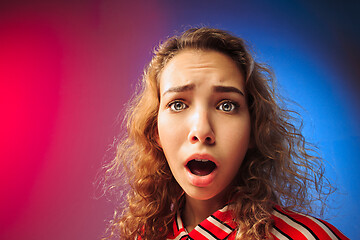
185, 153, 219, 167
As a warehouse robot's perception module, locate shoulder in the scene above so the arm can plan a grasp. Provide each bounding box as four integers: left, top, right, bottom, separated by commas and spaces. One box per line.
271, 205, 349, 240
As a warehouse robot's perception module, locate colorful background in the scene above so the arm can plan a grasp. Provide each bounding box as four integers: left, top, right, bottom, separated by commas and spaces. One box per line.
1, 0, 359, 239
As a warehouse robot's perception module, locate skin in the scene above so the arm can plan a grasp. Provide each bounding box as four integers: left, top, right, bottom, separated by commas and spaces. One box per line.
157, 49, 251, 232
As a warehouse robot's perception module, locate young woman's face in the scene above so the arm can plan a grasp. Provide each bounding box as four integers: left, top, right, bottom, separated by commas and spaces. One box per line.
157, 50, 251, 201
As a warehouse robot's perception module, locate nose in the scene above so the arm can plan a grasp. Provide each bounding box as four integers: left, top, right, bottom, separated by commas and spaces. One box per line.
188, 109, 215, 145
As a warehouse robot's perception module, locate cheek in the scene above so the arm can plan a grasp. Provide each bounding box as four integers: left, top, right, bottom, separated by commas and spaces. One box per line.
158, 114, 169, 145
157, 115, 182, 178
157, 113, 182, 154
220, 119, 251, 158
221, 117, 251, 140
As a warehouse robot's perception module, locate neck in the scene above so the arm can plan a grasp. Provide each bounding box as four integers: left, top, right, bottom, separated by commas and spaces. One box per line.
182, 194, 226, 232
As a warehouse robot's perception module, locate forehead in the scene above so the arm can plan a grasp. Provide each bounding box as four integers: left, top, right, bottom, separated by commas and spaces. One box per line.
159, 49, 245, 92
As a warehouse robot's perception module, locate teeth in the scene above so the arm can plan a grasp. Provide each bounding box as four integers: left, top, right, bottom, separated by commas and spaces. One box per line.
194, 159, 209, 162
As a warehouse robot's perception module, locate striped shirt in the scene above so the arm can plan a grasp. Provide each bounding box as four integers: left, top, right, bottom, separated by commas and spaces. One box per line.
165, 205, 349, 240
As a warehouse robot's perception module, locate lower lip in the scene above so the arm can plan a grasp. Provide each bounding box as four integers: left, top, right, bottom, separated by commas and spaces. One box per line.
185, 167, 217, 187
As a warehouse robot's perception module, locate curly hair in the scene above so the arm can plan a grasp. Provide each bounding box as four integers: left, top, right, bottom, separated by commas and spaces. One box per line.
102, 27, 332, 239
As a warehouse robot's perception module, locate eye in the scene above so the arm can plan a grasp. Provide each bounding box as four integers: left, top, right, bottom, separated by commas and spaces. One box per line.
217, 100, 238, 112
168, 100, 187, 112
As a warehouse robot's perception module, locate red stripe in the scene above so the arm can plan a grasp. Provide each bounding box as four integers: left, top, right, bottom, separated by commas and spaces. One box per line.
318, 218, 350, 240
211, 209, 237, 229
188, 228, 210, 240
227, 231, 237, 240
202, 218, 229, 239
167, 218, 184, 239
272, 213, 308, 240
275, 206, 331, 239
274, 206, 350, 240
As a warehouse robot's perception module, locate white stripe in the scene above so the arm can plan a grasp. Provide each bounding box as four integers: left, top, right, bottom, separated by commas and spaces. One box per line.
270, 227, 290, 240
195, 225, 218, 240
273, 210, 316, 240
176, 212, 184, 231
170, 231, 188, 240
208, 216, 233, 234
296, 212, 338, 239
218, 205, 229, 212
166, 212, 188, 240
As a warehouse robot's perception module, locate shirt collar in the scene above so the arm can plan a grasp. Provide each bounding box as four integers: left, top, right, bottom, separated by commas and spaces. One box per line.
167, 204, 237, 240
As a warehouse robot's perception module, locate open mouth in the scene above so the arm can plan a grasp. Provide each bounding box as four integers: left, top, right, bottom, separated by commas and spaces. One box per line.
187, 159, 217, 176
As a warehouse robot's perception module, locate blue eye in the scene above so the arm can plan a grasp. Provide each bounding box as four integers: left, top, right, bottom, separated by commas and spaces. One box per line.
217, 101, 238, 112
169, 101, 187, 112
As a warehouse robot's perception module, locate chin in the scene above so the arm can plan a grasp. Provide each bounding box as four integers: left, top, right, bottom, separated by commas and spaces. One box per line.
184, 187, 222, 201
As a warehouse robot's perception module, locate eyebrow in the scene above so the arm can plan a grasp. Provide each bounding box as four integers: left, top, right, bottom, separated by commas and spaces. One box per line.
162, 84, 195, 96
162, 84, 245, 97
213, 85, 244, 96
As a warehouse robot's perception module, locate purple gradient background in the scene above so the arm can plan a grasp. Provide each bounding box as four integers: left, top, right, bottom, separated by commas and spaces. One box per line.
0, 0, 359, 239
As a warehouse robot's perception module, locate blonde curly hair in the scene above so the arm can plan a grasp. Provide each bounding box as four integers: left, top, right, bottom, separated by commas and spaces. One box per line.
102, 27, 332, 239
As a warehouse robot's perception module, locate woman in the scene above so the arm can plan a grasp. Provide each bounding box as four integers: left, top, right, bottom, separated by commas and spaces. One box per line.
103, 27, 348, 239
